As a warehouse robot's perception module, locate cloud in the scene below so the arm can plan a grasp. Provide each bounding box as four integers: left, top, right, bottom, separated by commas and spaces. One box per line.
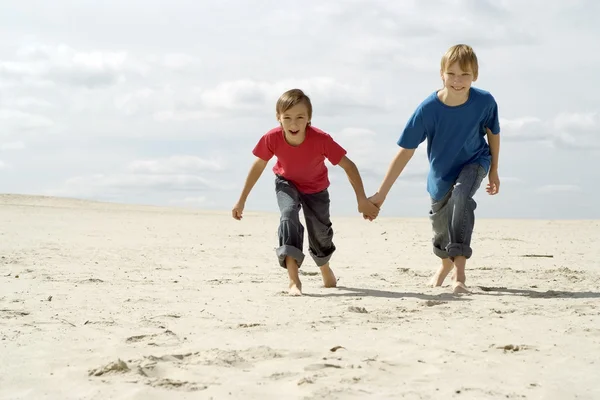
199, 77, 385, 117
501, 176, 525, 184
0, 97, 54, 109
126, 155, 225, 174
48, 155, 231, 200
161, 53, 202, 70
0, 109, 54, 133
116, 77, 386, 122
499, 112, 600, 149
2, 1, 599, 220
554, 112, 597, 131
169, 196, 212, 208
329, 126, 429, 183
0, 141, 25, 150
536, 184, 582, 193
499, 116, 548, 142
324, 0, 539, 73
552, 112, 600, 149
1, 43, 148, 88
50, 173, 218, 200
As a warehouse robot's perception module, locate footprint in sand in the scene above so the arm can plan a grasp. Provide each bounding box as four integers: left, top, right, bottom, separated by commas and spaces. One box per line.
148, 378, 207, 391
78, 278, 105, 284
88, 358, 207, 392
125, 330, 180, 346
496, 344, 534, 353
348, 306, 368, 314
237, 323, 263, 328
88, 345, 291, 391
304, 363, 342, 371
84, 319, 116, 326
0, 309, 30, 319
422, 300, 447, 307
88, 359, 130, 376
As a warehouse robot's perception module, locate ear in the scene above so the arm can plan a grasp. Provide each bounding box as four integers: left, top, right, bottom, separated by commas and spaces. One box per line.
276, 113, 281, 123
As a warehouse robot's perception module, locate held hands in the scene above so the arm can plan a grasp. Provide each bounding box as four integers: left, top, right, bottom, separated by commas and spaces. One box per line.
486, 169, 500, 195
368, 192, 385, 209
360, 192, 385, 221
231, 201, 245, 220
358, 197, 379, 221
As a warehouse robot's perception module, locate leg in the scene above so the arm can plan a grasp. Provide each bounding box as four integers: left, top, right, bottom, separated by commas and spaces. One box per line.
446, 164, 487, 293
285, 256, 302, 296
300, 189, 337, 288
429, 258, 454, 287
274, 177, 305, 295
428, 190, 454, 287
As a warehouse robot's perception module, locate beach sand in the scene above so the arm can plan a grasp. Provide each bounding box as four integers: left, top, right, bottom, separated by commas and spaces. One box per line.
1, 194, 599, 399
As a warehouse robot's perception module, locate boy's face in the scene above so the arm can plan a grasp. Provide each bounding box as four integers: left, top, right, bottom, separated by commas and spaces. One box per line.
441, 62, 475, 95
278, 103, 310, 143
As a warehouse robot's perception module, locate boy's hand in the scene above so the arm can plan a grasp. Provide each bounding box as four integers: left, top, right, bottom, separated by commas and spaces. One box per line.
368, 192, 386, 208
362, 192, 385, 220
486, 169, 500, 195
232, 201, 245, 220
358, 198, 379, 221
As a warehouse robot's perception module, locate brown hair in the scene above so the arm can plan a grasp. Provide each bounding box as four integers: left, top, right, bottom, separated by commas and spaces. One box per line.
276, 88, 313, 121
441, 44, 479, 80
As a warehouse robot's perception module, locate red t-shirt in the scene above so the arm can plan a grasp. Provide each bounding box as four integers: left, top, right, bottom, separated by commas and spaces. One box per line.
252, 126, 347, 194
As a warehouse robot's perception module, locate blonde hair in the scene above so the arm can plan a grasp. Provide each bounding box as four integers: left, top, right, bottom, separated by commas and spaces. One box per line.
441, 44, 479, 80
276, 89, 313, 121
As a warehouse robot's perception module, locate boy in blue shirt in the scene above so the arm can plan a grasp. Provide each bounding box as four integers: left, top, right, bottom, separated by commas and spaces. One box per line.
369, 44, 501, 294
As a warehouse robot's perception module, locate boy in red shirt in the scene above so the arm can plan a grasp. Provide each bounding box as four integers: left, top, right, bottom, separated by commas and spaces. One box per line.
232, 89, 379, 296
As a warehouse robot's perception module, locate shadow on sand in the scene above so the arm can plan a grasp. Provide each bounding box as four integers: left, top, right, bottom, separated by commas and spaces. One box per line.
303, 285, 600, 301
303, 285, 471, 302
476, 286, 600, 299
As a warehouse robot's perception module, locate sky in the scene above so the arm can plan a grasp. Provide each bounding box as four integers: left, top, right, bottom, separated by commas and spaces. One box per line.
1, 0, 599, 219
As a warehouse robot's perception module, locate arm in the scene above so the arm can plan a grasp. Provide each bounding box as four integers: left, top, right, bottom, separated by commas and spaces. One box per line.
337, 156, 379, 219
370, 104, 424, 206
232, 157, 268, 220
487, 128, 500, 171
372, 147, 416, 206
486, 128, 500, 195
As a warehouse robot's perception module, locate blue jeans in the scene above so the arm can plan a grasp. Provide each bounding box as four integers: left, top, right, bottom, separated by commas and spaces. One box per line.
274, 176, 335, 268
429, 163, 487, 260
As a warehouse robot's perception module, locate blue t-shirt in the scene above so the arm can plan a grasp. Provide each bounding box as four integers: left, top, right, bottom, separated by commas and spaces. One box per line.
397, 87, 500, 201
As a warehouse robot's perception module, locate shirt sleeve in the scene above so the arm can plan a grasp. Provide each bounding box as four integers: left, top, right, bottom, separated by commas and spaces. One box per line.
397, 107, 427, 149
323, 134, 347, 165
252, 132, 275, 161
485, 97, 501, 134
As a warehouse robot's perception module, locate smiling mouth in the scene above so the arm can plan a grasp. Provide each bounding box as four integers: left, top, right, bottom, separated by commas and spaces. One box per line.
452, 86, 465, 91
289, 130, 299, 135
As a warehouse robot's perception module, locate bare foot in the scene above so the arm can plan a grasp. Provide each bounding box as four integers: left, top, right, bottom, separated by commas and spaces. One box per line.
452, 281, 470, 294
285, 256, 303, 296
320, 263, 337, 288
429, 258, 454, 287
288, 281, 303, 296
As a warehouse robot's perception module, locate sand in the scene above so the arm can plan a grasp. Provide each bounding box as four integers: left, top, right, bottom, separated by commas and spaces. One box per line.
1, 194, 599, 400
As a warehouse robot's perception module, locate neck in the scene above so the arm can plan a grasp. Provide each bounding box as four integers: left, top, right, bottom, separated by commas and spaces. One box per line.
437, 88, 469, 106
